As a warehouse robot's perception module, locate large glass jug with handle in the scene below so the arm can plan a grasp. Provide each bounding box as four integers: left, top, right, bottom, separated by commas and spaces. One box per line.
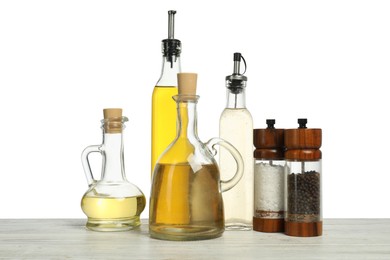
149, 73, 244, 240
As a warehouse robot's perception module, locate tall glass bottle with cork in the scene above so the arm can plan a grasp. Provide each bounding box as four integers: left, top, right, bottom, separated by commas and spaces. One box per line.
152, 10, 182, 177
219, 53, 254, 230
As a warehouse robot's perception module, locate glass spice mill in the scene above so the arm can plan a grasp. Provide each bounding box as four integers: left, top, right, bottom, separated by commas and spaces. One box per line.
253, 119, 285, 233
284, 118, 322, 237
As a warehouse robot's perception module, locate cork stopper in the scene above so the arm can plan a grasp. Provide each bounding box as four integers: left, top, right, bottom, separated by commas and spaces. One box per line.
177, 73, 197, 96
103, 108, 122, 119
103, 108, 123, 134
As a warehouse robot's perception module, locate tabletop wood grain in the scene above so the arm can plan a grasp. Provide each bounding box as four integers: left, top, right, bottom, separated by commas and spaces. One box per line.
0, 219, 389, 259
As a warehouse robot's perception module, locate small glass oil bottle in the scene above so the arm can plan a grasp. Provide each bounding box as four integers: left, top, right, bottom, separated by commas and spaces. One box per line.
219, 53, 254, 230
151, 10, 182, 177
81, 109, 146, 231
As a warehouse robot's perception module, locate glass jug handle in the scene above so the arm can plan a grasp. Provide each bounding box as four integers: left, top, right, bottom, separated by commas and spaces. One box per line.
81, 145, 101, 186
205, 138, 244, 192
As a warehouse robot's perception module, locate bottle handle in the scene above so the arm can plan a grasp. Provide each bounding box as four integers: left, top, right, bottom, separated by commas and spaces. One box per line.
205, 138, 244, 192
81, 145, 102, 186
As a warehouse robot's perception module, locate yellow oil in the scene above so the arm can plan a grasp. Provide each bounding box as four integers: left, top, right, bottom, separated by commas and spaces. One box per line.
81, 195, 146, 231
149, 163, 224, 240
151, 86, 178, 177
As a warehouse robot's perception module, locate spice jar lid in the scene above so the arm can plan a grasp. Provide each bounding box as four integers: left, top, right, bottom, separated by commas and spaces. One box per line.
285, 118, 322, 160
253, 119, 284, 160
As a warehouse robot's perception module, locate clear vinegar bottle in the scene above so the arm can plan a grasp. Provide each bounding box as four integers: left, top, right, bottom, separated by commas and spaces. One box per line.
219, 53, 254, 230
151, 10, 182, 177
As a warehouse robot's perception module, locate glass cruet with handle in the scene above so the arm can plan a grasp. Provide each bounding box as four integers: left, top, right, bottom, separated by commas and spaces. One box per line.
149, 73, 244, 241
81, 108, 146, 231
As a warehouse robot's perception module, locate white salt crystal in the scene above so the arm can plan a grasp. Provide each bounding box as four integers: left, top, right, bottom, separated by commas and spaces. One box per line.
254, 162, 285, 212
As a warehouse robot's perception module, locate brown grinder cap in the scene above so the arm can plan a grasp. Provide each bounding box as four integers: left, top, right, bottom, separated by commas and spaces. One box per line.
285, 118, 322, 160
103, 108, 123, 133
253, 119, 285, 160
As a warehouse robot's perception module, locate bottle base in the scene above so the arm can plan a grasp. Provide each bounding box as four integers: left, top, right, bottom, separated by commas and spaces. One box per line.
285, 221, 322, 237
253, 217, 284, 232
225, 222, 252, 231
85, 217, 141, 232
149, 224, 224, 241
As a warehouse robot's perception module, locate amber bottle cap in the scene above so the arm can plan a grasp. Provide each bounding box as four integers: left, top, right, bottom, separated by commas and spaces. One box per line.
253, 119, 285, 160
103, 108, 123, 134
177, 73, 197, 96
285, 118, 322, 160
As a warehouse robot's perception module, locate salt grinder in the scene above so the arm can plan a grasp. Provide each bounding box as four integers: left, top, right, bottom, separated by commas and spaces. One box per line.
253, 119, 285, 232
284, 119, 322, 237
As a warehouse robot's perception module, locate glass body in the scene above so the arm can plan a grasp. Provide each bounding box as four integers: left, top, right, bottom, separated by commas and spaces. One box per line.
285, 160, 322, 236
149, 95, 243, 241
219, 86, 254, 230
151, 54, 181, 177
254, 160, 285, 227
81, 117, 146, 231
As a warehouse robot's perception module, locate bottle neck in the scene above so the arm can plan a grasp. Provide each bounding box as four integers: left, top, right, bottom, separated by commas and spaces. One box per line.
226, 88, 246, 108
101, 132, 127, 182
176, 99, 199, 140
156, 54, 181, 86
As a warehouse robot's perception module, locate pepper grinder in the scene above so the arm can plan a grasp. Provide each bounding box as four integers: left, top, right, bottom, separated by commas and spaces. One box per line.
284, 118, 322, 237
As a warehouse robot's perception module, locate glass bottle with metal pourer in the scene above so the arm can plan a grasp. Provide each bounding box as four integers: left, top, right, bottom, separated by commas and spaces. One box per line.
150, 73, 244, 241
151, 10, 182, 177
81, 109, 146, 231
219, 53, 254, 230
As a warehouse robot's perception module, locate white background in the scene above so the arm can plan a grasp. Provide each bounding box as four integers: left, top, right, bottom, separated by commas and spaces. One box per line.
0, 0, 389, 218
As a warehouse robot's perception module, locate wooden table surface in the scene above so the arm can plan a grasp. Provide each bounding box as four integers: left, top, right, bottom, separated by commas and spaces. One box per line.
0, 219, 389, 259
